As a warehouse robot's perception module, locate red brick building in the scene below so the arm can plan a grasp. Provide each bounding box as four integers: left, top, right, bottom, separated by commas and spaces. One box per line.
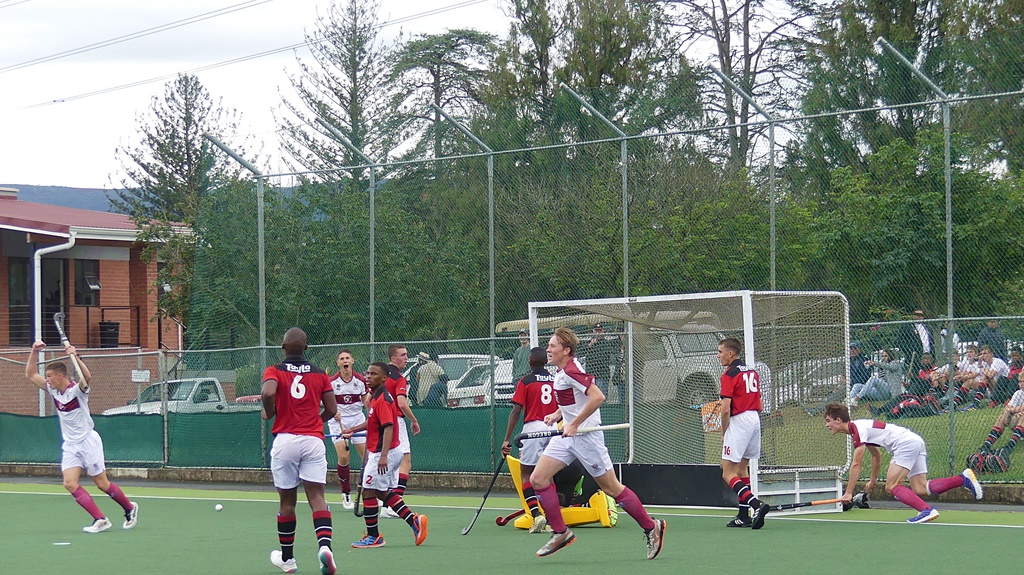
0, 187, 177, 350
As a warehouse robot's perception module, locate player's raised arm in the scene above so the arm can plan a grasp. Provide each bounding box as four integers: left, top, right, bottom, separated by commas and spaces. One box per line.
24, 341, 47, 389
65, 345, 92, 390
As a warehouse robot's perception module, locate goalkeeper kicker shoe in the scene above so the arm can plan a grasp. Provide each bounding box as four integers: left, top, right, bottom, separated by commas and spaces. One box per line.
961, 468, 984, 499
83, 517, 112, 534
270, 550, 297, 573
537, 529, 576, 557
645, 519, 666, 560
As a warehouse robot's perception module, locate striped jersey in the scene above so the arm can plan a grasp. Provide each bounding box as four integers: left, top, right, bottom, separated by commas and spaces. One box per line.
511, 369, 557, 423
330, 370, 367, 418
849, 419, 921, 452
263, 356, 332, 438
720, 359, 762, 415
48, 382, 94, 443
552, 357, 601, 429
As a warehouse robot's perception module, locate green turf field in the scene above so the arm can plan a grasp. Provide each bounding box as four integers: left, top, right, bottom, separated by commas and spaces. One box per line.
2, 481, 1019, 574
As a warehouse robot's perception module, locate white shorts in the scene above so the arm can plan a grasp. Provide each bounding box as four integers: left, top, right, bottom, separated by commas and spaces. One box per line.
270, 433, 328, 489
327, 412, 368, 446
61, 430, 106, 476
890, 436, 928, 478
722, 411, 761, 463
541, 431, 614, 477
517, 420, 556, 466
396, 418, 411, 455
361, 450, 404, 492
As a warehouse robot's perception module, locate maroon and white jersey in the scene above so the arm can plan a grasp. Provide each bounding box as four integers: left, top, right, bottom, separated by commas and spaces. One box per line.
330, 371, 367, 418
849, 419, 921, 452
263, 356, 333, 438
552, 357, 601, 429
511, 370, 557, 423
720, 359, 762, 415
47, 382, 94, 443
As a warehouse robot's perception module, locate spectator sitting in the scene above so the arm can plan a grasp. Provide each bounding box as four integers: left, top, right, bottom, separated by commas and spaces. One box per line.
851, 349, 903, 406
949, 345, 986, 409
978, 345, 1013, 405
929, 349, 964, 396
977, 319, 1008, 361
907, 353, 936, 396
807, 341, 870, 416
973, 372, 1024, 468
1008, 347, 1023, 381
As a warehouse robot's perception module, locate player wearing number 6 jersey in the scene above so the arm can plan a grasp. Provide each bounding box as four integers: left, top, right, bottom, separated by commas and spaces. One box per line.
718, 337, 769, 530
502, 347, 559, 533
262, 328, 338, 575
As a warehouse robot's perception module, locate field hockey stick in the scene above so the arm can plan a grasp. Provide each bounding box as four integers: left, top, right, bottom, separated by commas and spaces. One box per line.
513, 422, 631, 448
461, 454, 507, 535
496, 508, 526, 526
326, 432, 367, 439
768, 498, 841, 512
353, 478, 364, 518
52, 313, 86, 384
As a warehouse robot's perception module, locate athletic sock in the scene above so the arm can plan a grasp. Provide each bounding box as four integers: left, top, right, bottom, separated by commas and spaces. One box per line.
103, 482, 134, 512
729, 476, 763, 510
737, 478, 751, 518
522, 481, 541, 517
535, 483, 567, 533
71, 486, 105, 520
974, 389, 987, 403
338, 465, 350, 494
277, 514, 297, 561
1005, 426, 1024, 451
890, 485, 930, 511
313, 510, 332, 550
381, 491, 415, 524
953, 387, 967, 405
983, 427, 1004, 450
927, 475, 965, 495
614, 486, 656, 530
362, 498, 380, 537
395, 473, 409, 497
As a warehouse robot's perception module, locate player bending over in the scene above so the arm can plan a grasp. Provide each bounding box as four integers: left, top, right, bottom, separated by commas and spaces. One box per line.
24, 341, 139, 533
501, 346, 559, 533
263, 328, 338, 574
822, 403, 983, 524
350, 362, 428, 549
529, 327, 665, 560
328, 349, 368, 509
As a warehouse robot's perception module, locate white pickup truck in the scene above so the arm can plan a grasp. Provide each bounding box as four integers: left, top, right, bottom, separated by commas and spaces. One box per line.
102, 378, 261, 415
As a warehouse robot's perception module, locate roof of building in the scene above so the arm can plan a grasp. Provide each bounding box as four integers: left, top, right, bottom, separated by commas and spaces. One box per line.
0, 195, 143, 242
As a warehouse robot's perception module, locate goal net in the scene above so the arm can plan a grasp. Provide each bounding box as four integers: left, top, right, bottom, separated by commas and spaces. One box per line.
528, 291, 850, 507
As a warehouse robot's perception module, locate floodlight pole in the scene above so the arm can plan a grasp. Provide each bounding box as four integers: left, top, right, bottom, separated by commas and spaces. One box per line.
431, 104, 499, 464
876, 37, 955, 472
560, 83, 630, 297
317, 118, 378, 358
708, 67, 777, 290
203, 133, 266, 368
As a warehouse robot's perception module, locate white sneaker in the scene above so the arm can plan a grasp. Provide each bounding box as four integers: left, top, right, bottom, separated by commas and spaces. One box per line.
123, 501, 139, 529
529, 515, 549, 533
270, 550, 297, 573
342, 493, 354, 510
318, 546, 336, 575
379, 506, 399, 518
83, 517, 112, 534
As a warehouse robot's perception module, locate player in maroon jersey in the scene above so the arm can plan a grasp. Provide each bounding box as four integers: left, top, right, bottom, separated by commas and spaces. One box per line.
717, 337, 769, 530
351, 362, 428, 548
382, 345, 420, 508
327, 349, 368, 509
502, 346, 559, 533
262, 328, 338, 574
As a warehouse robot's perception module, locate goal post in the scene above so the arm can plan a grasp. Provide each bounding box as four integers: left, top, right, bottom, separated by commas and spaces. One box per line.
527, 290, 851, 510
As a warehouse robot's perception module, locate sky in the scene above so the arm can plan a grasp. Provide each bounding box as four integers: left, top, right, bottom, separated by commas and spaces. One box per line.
0, 0, 512, 189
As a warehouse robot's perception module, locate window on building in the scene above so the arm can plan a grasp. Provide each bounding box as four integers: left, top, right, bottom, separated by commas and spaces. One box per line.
74, 260, 100, 306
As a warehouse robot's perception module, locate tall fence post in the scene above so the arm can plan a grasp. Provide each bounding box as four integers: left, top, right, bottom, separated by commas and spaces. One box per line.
430, 104, 499, 466
316, 119, 379, 359
708, 67, 778, 290
876, 36, 955, 474
560, 83, 630, 297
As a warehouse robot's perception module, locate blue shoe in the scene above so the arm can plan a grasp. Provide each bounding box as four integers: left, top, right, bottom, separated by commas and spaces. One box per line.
351, 533, 385, 548
907, 508, 939, 524
961, 468, 984, 500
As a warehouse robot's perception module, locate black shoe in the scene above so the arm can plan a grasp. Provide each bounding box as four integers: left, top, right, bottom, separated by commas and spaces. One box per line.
751, 503, 770, 530
726, 516, 751, 528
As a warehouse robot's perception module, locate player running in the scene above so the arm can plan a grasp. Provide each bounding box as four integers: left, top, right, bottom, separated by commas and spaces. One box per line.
529, 327, 665, 560
379, 345, 420, 516
328, 349, 368, 510
822, 403, 984, 523
24, 341, 139, 533
501, 346, 559, 533
717, 337, 770, 529
350, 362, 428, 549
262, 328, 338, 574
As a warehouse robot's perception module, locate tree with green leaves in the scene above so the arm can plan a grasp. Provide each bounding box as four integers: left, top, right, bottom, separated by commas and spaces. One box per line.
111, 74, 248, 326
